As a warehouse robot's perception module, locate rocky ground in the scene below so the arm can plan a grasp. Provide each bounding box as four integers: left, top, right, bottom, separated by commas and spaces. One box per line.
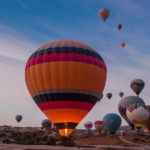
0, 126, 149, 149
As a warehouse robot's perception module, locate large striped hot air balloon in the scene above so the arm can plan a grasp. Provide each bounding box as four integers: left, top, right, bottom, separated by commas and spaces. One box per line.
126, 103, 149, 129
25, 40, 107, 136
118, 96, 145, 129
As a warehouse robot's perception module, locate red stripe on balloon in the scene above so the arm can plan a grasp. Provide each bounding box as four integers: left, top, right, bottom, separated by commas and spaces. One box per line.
38, 101, 94, 111
94, 121, 103, 125
25, 53, 107, 71
84, 124, 93, 128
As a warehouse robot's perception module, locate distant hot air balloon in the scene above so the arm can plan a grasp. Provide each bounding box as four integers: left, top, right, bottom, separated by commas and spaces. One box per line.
118, 96, 145, 129
107, 93, 112, 99
103, 113, 122, 134
25, 40, 107, 136
117, 24, 122, 30
41, 119, 52, 128
144, 105, 150, 132
99, 8, 110, 22
94, 120, 104, 133
51, 124, 56, 129
15, 115, 22, 123
84, 121, 93, 131
120, 42, 125, 48
130, 79, 145, 96
126, 103, 149, 129
119, 92, 124, 98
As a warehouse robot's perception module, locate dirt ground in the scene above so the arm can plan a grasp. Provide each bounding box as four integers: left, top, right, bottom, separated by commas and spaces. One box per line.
74, 134, 130, 146
122, 134, 150, 146
0, 126, 150, 149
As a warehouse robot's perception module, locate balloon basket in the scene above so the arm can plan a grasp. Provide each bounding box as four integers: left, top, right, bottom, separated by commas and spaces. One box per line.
58, 136, 75, 147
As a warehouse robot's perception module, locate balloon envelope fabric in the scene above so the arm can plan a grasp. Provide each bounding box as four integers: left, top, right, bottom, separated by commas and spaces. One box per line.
41, 119, 52, 128
118, 96, 145, 128
25, 40, 107, 136
126, 103, 149, 128
103, 113, 122, 134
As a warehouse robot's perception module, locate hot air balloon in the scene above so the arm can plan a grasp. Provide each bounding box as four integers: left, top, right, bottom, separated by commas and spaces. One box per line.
94, 120, 104, 133
130, 79, 145, 96
144, 105, 150, 132
120, 42, 125, 48
103, 113, 122, 134
107, 93, 112, 99
118, 96, 145, 129
51, 124, 56, 129
126, 103, 149, 129
25, 40, 107, 136
99, 8, 110, 22
15, 115, 22, 123
84, 121, 93, 131
117, 24, 122, 30
119, 92, 124, 98
41, 119, 52, 128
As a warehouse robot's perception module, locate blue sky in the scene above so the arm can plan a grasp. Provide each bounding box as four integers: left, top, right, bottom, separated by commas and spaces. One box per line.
0, 0, 150, 128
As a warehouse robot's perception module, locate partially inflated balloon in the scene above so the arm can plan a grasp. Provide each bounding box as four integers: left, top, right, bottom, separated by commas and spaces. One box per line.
99, 8, 110, 22
41, 119, 52, 128
130, 79, 145, 96
144, 105, 150, 132
126, 103, 149, 128
119, 92, 124, 98
94, 120, 104, 133
84, 121, 93, 131
118, 96, 145, 129
15, 115, 22, 123
117, 24, 122, 30
120, 42, 125, 48
107, 93, 112, 99
103, 113, 122, 134
25, 40, 107, 136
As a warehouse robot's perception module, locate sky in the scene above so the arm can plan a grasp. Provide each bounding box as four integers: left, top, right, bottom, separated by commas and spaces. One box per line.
0, 0, 150, 128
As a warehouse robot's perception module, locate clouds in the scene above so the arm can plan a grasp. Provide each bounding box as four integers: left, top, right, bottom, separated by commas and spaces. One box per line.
0, 0, 150, 129
0, 24, 38, 68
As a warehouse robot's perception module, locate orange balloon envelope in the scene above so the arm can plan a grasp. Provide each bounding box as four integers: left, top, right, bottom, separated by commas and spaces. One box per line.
99, 8, 110, 22
25, 40, 107, 136
120, 42, 125, 48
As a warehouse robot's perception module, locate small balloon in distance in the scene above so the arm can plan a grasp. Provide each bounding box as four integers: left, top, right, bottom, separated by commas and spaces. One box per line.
120, 42, 125, 48
99, 8, 110, 22
117, 24, 122, 30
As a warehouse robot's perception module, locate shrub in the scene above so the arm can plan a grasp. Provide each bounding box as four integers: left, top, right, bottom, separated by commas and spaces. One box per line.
46, 137, 56, 145
0, 133, 6, 137
2, 139, 10, 144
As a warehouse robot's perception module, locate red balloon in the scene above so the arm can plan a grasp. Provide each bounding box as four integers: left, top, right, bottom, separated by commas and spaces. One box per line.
94, 120, 104, 133
117, 24, 122, 30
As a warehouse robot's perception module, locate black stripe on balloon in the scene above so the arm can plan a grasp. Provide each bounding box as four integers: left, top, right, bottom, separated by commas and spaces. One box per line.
33, 93, 99, 105
54, 122, 78, 129
28, 46, 104, 63
131, 83, 144, 87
